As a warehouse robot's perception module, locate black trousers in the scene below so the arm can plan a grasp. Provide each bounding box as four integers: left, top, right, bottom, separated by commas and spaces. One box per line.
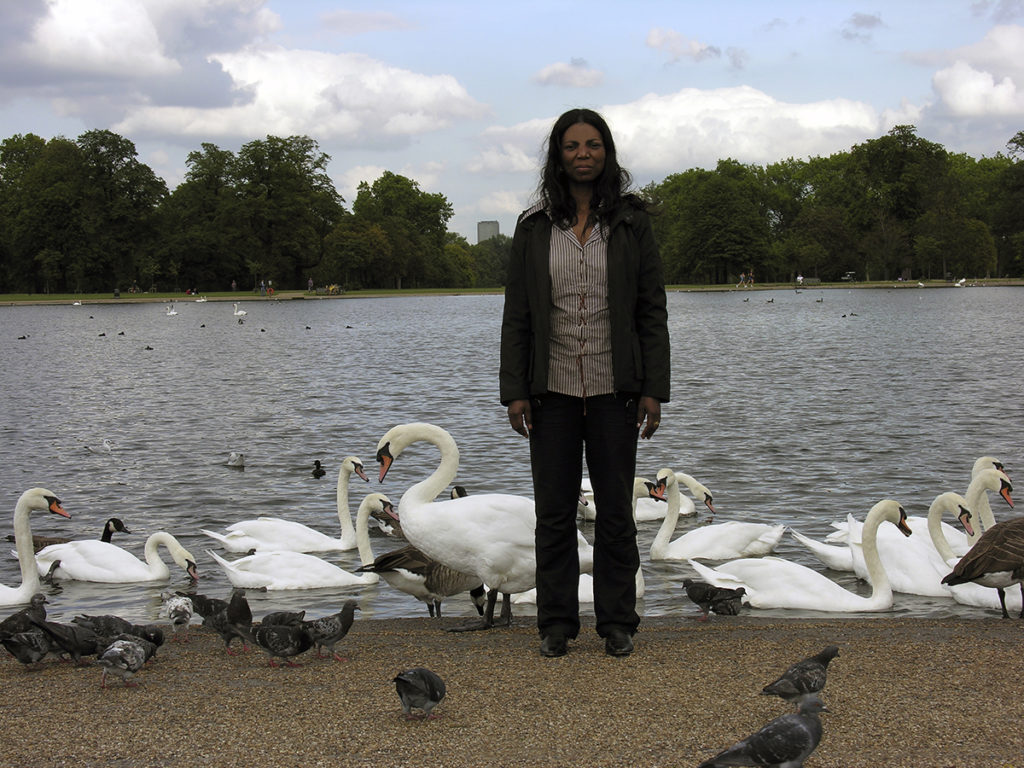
530, 392, 641, 639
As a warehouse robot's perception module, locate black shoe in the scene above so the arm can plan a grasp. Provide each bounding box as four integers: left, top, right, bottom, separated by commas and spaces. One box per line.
540, 634, 567, 657
604, 630, 633, 657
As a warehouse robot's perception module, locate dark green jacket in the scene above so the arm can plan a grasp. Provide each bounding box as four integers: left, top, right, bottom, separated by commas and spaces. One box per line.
499, 202, 671, 405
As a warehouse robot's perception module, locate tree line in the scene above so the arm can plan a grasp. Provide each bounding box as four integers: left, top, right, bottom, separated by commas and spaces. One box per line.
1, 125, 1021, 294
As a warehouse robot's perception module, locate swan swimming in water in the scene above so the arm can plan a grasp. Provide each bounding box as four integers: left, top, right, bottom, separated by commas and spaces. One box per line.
648, 468, 782, 561
2, 489, 70, 607
375, 422, 594, 629
232, 303, 247, 317
202, 456, 369, 552
33, 531, 198, 583
688, 499, 912, 612
205, 493, 387, 590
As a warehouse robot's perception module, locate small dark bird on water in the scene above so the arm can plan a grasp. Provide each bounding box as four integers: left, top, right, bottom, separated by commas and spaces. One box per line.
762, 645, 840, 707
697, 695, 828, 768
312, 460, 326, 479
393, 667, 447, 719
683, 579, 746, 621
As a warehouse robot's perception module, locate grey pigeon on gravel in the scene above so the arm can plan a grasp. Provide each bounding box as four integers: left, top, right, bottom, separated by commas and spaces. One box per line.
177, 590, 227, 619
303, 600, 358, 661
697, 695, 828, 767
161, 592, 194, 642
205, 589, 252, 654
260, 610, 305, 627
0, 593, 48, 639
683, 579, 746, 621
393, 667, 446, 719
97, 638, 149, 688
761, 645, 840, 707
247, 624, 314, 667
2, 629, 54, 667
29, 618, 100, 665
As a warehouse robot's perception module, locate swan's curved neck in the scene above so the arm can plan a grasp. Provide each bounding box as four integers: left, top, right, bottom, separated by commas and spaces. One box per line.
399, 426, 460, 509
143, 533, 175, 572
12, 503, 41, 593
927, 493, 963, 563
336, 465, 357, 537
964, 473, 1000, 542
860, 504, 895, 599
354, 497, 379, 567
651, 476, 680, 558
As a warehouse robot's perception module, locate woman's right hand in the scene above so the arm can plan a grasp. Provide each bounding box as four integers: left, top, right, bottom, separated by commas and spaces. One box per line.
507, 399, 532, 438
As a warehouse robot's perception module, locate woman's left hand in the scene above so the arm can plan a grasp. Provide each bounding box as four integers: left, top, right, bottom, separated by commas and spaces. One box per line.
637, 396, 661, 440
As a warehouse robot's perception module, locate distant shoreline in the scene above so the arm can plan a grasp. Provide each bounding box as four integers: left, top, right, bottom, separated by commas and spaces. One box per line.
3, 279, 1021, 306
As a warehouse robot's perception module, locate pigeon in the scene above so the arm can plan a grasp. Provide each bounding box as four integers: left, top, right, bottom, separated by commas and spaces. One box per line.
97, 638, 149, 688
393, 667, 447, 720
161, 592, 194, 642
303, 600, 358, 661
2, 629, 54, 667
683, 579, 746, 621
204, 590, 252, 654
0, 593, 48, 638
761, 645, 840, 707
697, 696, 828, 767
72, 614, 164, 649
246, 624, 315, 667
29, 618, 100, 665
260, 610, 306, 627
177, 590, 228, 619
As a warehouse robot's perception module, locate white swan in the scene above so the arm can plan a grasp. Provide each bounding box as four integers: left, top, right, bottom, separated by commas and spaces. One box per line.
34, 531, 198, 583
202, 456, 369, 552
688, 499, 912, 612
580, 471, 713, 522
375, 422, 594, 627
165, 304, 177, 316
232, 303, 247, 317
2, 489, 70, 606
513, 477, 653, 605
649, 468, 783, 561
205, 493, 386, 590
964, 460, 1011, 544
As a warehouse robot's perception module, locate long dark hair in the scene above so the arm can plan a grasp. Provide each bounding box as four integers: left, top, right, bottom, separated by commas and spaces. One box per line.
538, 108, 641, 228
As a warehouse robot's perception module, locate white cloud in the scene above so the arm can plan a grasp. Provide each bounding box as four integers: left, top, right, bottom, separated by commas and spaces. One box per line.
930, 25, 1024, 115
471, 87, 888, 181
533, 58, 603, 87
470, 189, 530, 218
26, 0, 181, 78
114, 45, 488, 143
646, 28, 721, 63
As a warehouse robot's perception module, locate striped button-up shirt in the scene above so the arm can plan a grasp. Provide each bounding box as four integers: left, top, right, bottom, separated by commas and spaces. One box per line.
547, 218, 613, 399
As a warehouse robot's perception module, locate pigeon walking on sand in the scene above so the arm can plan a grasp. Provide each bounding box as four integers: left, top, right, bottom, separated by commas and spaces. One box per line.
683, 579, 746, 621
205, 589, 252, 654
393, 667, 446, 719
0, 593, 48, 638
2, 629, 54, 667
761, 645, 840, 707
161, 592, 194, 642
97, 637, 150, 688
247, 623, 315, 667
697, 696, 828, 767
303, 600, 358, 661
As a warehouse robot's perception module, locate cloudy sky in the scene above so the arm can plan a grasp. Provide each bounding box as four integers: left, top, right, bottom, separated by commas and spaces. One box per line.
1, 0, 1022, 242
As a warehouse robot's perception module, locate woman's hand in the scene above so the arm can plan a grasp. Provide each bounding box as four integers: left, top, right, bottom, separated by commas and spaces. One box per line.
637, 396, 661, 440
507, 399, 532, 438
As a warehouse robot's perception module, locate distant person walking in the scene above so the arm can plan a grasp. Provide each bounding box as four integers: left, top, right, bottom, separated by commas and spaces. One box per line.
737, 272, 746, 288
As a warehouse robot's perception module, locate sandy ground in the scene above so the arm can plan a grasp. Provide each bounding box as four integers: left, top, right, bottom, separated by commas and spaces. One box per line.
1, 614, 1022, 767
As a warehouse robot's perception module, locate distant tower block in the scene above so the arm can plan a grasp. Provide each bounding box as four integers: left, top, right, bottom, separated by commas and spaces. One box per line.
477, 220, 499, 243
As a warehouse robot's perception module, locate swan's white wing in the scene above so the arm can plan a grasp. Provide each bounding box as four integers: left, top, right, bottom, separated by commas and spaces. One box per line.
789, 530, 856, 572
34, 540, 154, 582
206, 549, 371, 590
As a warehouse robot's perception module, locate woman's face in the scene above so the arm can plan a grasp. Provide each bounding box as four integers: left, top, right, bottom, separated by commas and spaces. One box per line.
560, 122, 606, 186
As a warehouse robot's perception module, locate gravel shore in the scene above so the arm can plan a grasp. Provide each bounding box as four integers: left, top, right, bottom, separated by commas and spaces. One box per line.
2, 615, 1021, 767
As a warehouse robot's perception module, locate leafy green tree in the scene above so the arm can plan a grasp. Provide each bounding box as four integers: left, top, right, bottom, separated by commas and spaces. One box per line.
352, 171, 453, 288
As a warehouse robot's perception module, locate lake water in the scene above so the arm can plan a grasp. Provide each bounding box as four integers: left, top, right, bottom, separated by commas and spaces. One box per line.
1, 286, 1022, 625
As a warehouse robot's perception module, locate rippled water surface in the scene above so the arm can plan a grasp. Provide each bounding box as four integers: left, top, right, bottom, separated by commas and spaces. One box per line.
1, 287, 1022, 624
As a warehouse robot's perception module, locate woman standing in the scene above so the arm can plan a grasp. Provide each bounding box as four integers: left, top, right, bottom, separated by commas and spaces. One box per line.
500, 108, 670, 658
